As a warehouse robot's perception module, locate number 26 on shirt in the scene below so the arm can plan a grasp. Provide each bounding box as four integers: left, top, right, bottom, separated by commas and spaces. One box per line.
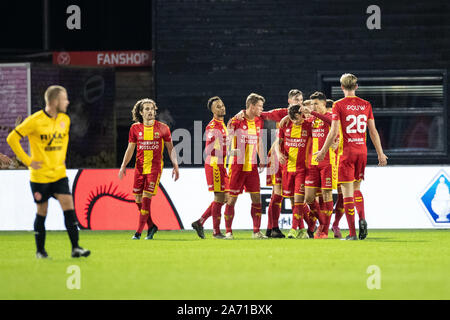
346, 114, 367, 134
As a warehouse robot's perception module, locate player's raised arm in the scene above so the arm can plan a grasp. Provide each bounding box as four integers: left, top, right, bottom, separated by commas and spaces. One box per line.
367, 119, 388, 166
165, 141, 180, 181
118, 142, 136, 179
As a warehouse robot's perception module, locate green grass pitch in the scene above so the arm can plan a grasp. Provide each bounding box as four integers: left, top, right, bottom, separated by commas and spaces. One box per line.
1, 229, 449, 300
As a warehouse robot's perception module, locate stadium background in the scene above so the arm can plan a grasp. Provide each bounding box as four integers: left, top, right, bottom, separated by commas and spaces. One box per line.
0, 0, 449, 230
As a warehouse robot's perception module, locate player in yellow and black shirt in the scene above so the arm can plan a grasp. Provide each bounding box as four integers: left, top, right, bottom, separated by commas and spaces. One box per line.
7, 85, 90, 259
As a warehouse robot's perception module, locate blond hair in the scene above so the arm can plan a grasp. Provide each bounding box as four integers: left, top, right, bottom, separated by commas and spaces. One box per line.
340, 73, 358, 91
132, 98, 157, 123
44, 85, 66, 104
246, 93, 265, 108
288, 89, 303, 99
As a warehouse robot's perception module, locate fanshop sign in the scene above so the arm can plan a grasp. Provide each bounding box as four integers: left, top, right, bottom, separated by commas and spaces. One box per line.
53, 51, 152, 67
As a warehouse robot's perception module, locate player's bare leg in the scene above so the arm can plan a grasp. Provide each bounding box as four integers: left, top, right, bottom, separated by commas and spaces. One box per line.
305, 187, 323, 238
339, 182, 357, 240
55, 193, 90, 257
353, 180, 368, 240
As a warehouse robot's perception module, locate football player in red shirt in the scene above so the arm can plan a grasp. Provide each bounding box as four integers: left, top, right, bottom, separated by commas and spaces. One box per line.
277, 104, 312, 239
224, 93, 267, 239
119, 99, 180, 240
315, 74, 387, 240
232, 89, 303, 238
302, 91, 338, 239
191, 96, 229, 239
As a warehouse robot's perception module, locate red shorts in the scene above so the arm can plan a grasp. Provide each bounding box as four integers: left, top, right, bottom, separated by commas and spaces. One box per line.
227, 164, 260, 196
282, 168, 306, 198
205, 163, 229, 192
133, 170, 161, 197
266, 149, 282, 186
338, 152, 367, 183
305, 163, 333, 189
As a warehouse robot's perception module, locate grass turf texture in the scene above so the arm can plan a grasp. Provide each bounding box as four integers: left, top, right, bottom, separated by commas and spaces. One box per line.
0, 229, 449, 300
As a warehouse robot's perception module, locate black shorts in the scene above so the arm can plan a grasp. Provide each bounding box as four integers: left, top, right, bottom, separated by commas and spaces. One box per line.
30, 177, 71, 204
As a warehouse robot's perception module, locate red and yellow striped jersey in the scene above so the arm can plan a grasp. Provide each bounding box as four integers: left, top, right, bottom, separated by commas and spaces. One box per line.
278, 119, 312, 172
307, 111, 334, 166
128, 121, 172, 175
228, 116, 263, 172
205, 118, 228, 166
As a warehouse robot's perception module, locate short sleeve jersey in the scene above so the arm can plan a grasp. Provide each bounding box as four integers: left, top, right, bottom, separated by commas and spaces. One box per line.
332, 96, 374, 156
229, 116, 264, 172
128, 121, 172, 175
14, 110, 70, 183
278, 120, 312, 172
204, 118, 228, 166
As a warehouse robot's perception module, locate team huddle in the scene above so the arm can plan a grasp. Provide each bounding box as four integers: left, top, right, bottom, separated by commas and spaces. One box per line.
191, 73, 388, 240
6, 73, 387, 258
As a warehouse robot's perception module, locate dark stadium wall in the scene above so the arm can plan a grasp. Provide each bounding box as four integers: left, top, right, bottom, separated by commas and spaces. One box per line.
154, 0, 450, 165
30, 65, 116, 168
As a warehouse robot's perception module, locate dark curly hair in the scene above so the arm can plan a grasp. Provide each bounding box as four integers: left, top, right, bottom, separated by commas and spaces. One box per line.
132, 98, 157, 123
288, 104, 301, 120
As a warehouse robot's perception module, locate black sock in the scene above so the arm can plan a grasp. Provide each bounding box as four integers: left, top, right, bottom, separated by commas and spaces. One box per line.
34, 214, 46, 253
64, 210, 79, 249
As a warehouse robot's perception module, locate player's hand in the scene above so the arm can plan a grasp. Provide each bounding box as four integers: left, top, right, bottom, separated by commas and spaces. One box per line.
118, 167, 126, 180
313, 150, 325, 163
331, 137, 339, 150
378, 153, 388, 166
300, 106, 311, 115
235, 110, 245, 121
0, 153, 12, 166
258, 162, 266, 173
172, 167, 180, 181
29, 160, 42, 170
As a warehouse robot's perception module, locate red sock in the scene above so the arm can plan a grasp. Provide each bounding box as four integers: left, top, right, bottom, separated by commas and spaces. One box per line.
271, 194, 283, 228
199, 202, 213, 225
313, 200, 327, 226
138, 197, 152, 232
224, 204, 235, 233
267, 196, 274, 230
344, 197, 356, 237
292, 203, 301, 230
333, 193, 344, 227
323, 200, 334, 235
293, 203, 307, 229
143, 197, 153, 229
317, 193, 325, 212
354, 190, 365, 221
211, 201, 224, 235
251, 203, 262, 233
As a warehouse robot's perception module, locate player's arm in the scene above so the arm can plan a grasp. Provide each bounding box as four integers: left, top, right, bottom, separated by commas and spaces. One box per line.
118, 142, 136, 179
314, 120, 340, 162
257, 136, 267, 171
310, 111, 332, 125
6, 130, 41, 169
367, 119, 388, 166
226, 118, 239, 157
165, 141, 180, 181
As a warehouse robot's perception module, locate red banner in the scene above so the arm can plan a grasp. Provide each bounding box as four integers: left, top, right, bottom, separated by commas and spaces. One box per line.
53, 51, 152, 67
